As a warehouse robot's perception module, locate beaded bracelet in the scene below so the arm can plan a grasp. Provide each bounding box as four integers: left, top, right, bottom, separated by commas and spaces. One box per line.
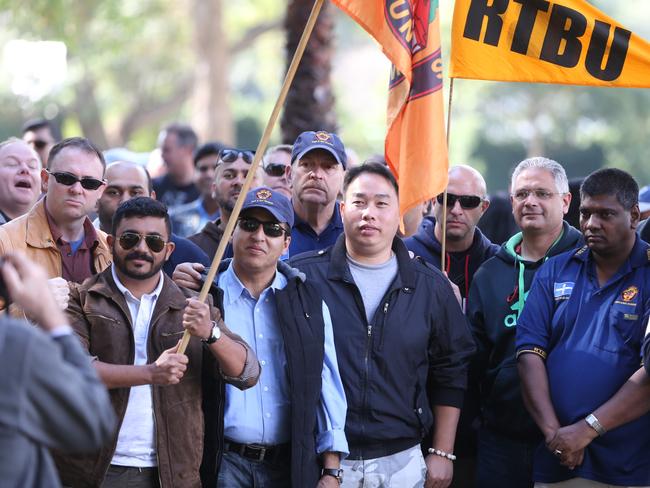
427, 447, 457, 461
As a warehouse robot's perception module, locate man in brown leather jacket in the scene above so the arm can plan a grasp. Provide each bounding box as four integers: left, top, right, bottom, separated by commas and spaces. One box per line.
58, 197, 260, 488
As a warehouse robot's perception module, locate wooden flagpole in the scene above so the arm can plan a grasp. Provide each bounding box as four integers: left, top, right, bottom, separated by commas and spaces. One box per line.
440, 77, 454, 271
178, 0, 325, 354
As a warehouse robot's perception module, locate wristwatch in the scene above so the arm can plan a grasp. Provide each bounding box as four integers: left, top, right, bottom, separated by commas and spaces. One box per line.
321, 468, 343, 484
202, 321, 222, 345
585, 413, 606, 436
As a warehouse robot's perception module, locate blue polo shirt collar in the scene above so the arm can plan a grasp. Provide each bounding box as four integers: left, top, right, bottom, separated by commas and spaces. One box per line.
572, 236, 650, 269
292, 201, 343, 234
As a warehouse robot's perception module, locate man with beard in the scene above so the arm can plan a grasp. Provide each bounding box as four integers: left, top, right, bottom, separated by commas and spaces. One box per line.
58, 197, 260, 488
517, 169, 650, 487
0, 138, 42, 225
96, 160, 209, 276
189, 148, 261, 259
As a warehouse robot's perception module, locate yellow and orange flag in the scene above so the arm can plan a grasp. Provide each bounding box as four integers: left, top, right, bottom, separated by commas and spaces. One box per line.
332, 0, 449, 215
451, 0, 650, 87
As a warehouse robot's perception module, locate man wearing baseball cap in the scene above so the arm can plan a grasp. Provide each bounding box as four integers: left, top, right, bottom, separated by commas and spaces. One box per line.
289, 130, 347, 257
172, 187, 349, 487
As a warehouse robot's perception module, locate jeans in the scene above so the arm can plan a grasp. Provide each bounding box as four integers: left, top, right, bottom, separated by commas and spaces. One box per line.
341, 444, 426, 488
476, 429, 536, 488
217, 450, 291, 488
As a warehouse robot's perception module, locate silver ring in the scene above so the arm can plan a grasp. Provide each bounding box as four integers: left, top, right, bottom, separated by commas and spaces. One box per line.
554, 449, 562, 456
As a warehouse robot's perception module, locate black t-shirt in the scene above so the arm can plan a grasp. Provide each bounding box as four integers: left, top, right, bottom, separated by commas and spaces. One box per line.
152, 174, 199, 209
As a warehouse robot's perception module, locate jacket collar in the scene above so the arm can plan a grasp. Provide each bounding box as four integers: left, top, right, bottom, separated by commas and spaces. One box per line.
327, 234, 416, 289
25, 199, 57, 250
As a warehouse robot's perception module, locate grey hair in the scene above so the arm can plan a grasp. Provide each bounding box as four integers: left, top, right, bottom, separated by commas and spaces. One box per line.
510, 157, 569, 194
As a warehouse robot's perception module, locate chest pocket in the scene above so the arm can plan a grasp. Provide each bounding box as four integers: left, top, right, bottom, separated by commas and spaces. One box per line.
606, 307, 644, 354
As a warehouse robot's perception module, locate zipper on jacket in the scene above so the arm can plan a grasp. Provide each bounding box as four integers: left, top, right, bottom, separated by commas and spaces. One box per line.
361, 323, 373, 439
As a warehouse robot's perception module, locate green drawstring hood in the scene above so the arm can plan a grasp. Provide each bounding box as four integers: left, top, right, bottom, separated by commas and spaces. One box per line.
503, 228, 564, 323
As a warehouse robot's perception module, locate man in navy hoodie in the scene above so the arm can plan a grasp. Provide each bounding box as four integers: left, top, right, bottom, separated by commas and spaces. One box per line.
468, 157, 582, 488
405, 165, 498, 311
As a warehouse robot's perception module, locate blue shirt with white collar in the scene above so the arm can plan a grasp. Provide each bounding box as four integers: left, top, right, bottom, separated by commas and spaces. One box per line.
289, 203, 343, 258
219, 261, 348, 456
516, 238, 650, 486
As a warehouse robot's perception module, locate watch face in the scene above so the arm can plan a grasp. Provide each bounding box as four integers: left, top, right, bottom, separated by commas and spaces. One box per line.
213, 325, 222, 340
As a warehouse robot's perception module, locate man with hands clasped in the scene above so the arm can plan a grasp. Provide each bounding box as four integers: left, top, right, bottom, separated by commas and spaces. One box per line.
56, 197, 259, 488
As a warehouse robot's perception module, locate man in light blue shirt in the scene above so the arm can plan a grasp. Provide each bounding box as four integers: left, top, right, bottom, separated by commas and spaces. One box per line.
173, 187, 348, 488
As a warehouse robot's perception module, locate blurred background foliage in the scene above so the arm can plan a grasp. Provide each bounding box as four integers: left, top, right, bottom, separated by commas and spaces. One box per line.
0, 0, 649, 191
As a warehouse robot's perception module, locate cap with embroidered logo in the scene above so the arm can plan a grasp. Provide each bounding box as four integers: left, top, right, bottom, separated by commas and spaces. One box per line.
241, 187, 294, 227
291, 130, 347, 169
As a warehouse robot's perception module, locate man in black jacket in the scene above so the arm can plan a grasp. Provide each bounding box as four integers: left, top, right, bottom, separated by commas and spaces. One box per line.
292, 163, 475, 487
468, 157, 582, 488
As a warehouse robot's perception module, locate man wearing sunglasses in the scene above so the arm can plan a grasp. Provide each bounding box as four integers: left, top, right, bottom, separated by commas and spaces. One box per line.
152, 123, 200, 210
22, 118, 57, 166
173, 187, 348, 488
188, 147, 262, 259
0, 137, 112, 288
58, 197, 259, 488
467, 157, 581, 488
0, 138, 42, 226
289, 130, 347, 257
261, 144, 293, 198
170, 141, 225, 237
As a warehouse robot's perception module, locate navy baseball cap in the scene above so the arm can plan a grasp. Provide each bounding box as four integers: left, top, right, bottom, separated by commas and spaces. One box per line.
291, 130, 347, 169
639, 185, 650, 213
240, 187, 294, 227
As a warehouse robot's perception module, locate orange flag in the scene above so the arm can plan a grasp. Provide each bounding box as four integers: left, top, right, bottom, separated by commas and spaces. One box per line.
451, 0, 650, 87
332, 0, 449, 215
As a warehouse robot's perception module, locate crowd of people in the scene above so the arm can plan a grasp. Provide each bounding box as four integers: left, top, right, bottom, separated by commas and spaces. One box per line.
0, 119, 649, 488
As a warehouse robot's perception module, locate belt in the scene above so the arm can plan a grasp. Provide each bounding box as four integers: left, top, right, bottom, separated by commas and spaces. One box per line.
224, 440, 290, 464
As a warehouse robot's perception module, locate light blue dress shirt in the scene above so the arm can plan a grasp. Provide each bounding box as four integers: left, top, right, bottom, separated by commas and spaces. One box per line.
219, 262, 348, 456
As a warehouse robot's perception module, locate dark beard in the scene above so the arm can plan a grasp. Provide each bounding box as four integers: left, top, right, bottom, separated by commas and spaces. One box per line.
113, 249, 164, 280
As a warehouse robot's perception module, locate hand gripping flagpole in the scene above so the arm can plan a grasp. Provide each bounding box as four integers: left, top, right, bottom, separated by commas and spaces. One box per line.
177, 0, 325, 354
440, 77, 455, 271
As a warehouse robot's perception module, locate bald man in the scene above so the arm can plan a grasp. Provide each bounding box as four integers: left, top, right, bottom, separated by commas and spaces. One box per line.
405, 165, 498, 306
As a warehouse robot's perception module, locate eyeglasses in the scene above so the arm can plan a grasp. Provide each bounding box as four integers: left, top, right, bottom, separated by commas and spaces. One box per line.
118, 232, 167, 253
238, 217, 287, 238
219, 149, 255, 165
46, 170, 105, 190
263, 163, 287, 177
436, 193, 482, 209
512, 189, 562, 201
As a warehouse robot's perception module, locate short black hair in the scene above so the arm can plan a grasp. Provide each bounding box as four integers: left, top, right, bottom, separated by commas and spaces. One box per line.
47, 137, 106, 172
194, 141, 225, 166
580, 168, 638, 210
162, 123, 198, 150
112, 197, 171, 238
21, 118, 53, 135
343, 162, 399, 195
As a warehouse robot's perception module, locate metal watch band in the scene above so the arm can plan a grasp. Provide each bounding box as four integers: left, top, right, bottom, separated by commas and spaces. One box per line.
585, 413, 606, 436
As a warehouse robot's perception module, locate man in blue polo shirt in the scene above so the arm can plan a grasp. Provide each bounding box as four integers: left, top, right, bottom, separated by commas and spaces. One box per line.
516, 168, 650, 487
288, 130, 346, 257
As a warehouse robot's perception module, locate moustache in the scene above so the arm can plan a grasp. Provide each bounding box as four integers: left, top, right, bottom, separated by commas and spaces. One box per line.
125, 252, 154, 263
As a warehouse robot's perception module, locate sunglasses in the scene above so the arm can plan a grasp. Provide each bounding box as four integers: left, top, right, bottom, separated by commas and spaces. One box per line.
47, 170, 105, 190
118, 232, 167, 253
219, 149, 255, 165
31, 140, 49, 150
263, 163, 287, 177
238, 217, 287, 238
436, 193, 482, 209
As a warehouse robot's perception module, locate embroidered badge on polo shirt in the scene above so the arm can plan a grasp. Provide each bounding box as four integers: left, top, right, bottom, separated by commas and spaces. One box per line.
553, 282, 574, 300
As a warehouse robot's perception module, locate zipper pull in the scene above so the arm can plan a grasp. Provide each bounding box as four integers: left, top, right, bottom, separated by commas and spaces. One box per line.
367, 325, 372, 336
383, 302, 389, 313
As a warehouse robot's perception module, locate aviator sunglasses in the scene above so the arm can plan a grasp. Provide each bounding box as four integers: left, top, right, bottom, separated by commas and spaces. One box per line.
118, 232, 167, 253
436, 193, 483, 209
219, 149, 255, 165
47, 170, 105, 190
263, 162, 287, 177
238, 217, 287, 238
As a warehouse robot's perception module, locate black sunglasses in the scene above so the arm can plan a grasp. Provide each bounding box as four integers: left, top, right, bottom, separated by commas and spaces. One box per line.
118, 232, 167, 253
31, 140, 49, 150
219, 149, 255, 165
47, 170, 105, 190
436, 193, 482, 209
263, 163, 287, 177
238, 217, 287, 238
